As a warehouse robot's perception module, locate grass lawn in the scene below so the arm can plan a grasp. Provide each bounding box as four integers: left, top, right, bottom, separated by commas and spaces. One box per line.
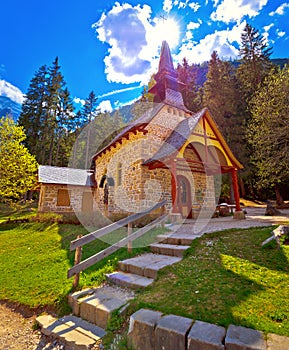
0, 205, 164, 313
133, 226, 289, 337
1, 203, 289, 338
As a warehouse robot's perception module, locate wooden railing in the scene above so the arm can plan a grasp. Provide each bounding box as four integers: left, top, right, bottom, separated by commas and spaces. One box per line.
67, 200, 167, 280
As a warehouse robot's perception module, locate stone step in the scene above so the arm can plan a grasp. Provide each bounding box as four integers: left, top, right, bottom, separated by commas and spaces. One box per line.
36, 314, 106, 350
119, 253, 182, 279
106, 271, 154, 289
68, 285, 134, 329
149, 243, 190, 257
157, 233, 198, 245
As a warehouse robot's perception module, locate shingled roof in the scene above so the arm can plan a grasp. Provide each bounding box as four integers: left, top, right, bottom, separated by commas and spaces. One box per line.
143, 108, 205, 165
38, 166, 95, 186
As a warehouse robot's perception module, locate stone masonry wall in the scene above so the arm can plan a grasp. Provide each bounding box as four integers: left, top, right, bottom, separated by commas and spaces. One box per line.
94, 131, 172, 215
38, 184, 96, 213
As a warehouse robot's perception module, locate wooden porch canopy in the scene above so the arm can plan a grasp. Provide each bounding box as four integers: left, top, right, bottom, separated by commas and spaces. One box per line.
143, 108, 243, 212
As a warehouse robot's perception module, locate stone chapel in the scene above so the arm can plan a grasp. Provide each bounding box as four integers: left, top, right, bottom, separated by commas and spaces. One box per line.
91, 41, 243, 219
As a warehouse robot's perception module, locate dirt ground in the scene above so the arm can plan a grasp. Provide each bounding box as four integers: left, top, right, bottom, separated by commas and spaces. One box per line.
0, 302, 65, 350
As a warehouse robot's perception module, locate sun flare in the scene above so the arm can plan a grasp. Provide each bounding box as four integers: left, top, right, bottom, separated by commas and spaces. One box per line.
154, 17, 180, 48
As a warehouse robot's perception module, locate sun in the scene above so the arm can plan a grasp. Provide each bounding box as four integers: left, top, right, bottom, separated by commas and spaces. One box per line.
153, 17, 180, 48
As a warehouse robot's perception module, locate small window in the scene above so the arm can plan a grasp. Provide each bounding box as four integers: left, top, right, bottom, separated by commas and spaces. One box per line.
57, 189, 71, 206
116, 162, 122, 186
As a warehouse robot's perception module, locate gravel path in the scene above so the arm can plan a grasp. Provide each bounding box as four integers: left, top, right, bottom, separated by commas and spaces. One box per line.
0, 302, 65, 350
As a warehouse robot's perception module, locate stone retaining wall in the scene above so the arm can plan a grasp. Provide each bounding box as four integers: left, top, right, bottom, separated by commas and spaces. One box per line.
127, 309, 289, 350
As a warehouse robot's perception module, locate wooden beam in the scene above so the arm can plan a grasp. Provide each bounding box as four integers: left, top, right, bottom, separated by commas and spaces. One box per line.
231, 168, 241, 211
70, 199, 167, 251
67, 214, 168, 278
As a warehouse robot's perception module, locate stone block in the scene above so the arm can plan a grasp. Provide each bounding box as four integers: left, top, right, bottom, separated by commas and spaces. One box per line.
155, 314, 193, 350
225, 324, 266, 350
169, 213, 183, 223
266, 333, 289, 350
127, 309, 163, 350
233, 211, 246, 220
79, 296, 100, 324
187, 320, 225, 350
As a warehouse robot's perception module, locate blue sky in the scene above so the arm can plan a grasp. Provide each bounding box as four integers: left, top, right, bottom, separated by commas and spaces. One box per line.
0, 0, 288, 112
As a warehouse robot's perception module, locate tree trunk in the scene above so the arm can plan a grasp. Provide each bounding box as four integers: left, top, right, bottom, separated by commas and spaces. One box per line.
275, 185, 284, 206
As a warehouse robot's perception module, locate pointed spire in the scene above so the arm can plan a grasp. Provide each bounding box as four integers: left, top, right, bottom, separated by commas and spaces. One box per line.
148, 41, 189, 112
155, 41, 178, 82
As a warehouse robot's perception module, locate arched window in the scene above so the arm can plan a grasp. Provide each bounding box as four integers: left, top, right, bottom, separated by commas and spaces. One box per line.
116, 162, 122, 186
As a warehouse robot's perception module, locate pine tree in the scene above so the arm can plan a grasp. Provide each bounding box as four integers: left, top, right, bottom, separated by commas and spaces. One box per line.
19, 58, 74, 166
19, 64, 48, 160
177, 58, 201, 112
203, 52, 243, 152
80, 91, 99, 168
237, 23, 273, 115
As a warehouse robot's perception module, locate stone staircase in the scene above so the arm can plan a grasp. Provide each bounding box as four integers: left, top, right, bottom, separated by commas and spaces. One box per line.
37, 228, 196, 349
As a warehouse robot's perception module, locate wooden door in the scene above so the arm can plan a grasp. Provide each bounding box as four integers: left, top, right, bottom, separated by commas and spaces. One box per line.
82, 191, 93, 212
177, 175, 192, 218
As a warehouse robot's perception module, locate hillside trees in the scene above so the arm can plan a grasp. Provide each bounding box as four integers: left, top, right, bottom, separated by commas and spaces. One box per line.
177, 58, 201, 112
202, 51, 245, 162
0, 117, 38, 204
249, 65, 289, 204
235, 24, 274, 195
19, 57, 75, 166
71, 91, 124, 169
237, 23, 273, 119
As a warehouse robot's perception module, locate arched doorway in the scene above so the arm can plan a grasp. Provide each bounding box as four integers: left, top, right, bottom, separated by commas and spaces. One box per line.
177, 175, 192, 218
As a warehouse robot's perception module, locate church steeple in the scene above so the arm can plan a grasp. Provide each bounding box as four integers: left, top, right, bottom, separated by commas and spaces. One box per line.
155, 40, 178, 82
148, 41, 189, 111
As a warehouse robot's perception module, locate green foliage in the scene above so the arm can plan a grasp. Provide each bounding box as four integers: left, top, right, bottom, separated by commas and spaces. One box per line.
19, 58, 75, 166
177, 58, 202, 112
248, 65, 289, 191
0, 117, 38, 204
202, 51, 246, 167
237, 23, 273, 115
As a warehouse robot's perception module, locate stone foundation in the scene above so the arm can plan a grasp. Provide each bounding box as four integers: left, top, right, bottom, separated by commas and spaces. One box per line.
127, 309, 286, 350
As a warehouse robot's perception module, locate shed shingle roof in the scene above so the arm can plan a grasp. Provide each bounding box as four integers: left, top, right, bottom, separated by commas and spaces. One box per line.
38, 166, 95, 186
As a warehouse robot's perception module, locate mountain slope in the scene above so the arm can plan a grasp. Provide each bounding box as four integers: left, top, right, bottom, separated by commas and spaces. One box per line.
0, 96, 22, 121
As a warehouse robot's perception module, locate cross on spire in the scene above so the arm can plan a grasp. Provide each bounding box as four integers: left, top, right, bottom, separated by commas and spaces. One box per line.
160, 14, 167, 23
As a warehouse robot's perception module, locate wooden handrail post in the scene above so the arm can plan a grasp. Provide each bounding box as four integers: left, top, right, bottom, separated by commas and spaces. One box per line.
161, 204, 165, 228
127, 222, 132, 253
72, 235, 82, 290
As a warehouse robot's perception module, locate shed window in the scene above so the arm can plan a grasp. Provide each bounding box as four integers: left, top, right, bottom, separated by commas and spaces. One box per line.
57, 189, 71, 206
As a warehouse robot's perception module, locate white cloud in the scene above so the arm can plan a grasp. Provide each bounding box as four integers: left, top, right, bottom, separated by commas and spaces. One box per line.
177, 23, 245, 63
277, 30, 286, 37
187, 20, 202, 30
263, 23, 274, 32
73, 97, 85, 105
263, 23, 274, 44
163, 0, 173, 12
93, 3, 157, 84
189, 2, 201, 12
211, 0, 268, 24
269, 3, 289, 16
94, 3, 182, 85
97, 84, 142, 99
0, 80, 24, 104
163, 0, 200, 12
97, 100, 113, 113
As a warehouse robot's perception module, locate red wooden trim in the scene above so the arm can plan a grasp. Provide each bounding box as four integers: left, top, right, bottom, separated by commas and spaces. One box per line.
203, 117, 209, 163
231, 168, 241, 211
170, 158, 178, 213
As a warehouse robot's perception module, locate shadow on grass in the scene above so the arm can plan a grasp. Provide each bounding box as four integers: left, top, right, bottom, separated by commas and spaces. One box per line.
56, 215, 165, 289
133, 226, 289, 336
